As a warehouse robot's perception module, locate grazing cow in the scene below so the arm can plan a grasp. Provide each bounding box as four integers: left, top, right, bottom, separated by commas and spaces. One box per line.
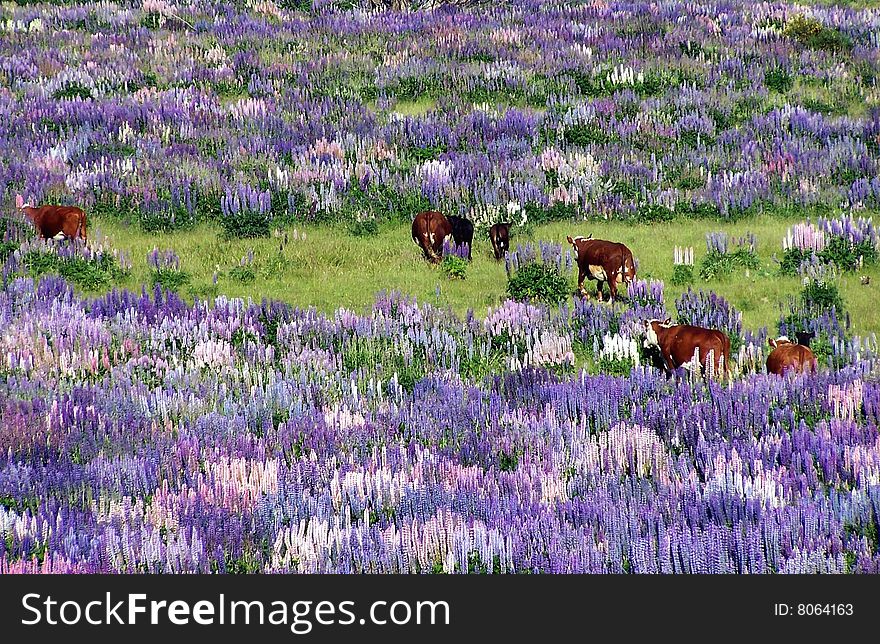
767, 336, 818, 375
16, 195, 87, 241
566, 234, 636, 301
447, 215, 474, 259
411, 210, 451, 263
489, 222, 510, 260
643, 318, 731, 378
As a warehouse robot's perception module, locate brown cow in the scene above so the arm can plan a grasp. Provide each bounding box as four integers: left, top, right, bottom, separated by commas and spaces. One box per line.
412, 210, 451, 263
766, 336, 818, 375
17, 195, 87, 241
643, 318, 731, 379
489, 222, 510, 260
567, 234, 636, 301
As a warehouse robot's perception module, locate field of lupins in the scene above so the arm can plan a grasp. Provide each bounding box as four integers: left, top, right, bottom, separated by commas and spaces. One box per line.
1, 0, 880, 573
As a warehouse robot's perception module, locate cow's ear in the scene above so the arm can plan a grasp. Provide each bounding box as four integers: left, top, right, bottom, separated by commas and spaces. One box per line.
663, 317, 672, 325
587, 233, 593, 239
566, 236, 574, 245
769, 338, 777, 348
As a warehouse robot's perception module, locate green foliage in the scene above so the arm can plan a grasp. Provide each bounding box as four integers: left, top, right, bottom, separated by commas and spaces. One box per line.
597, 356, 635, 377
0, 240, 19, 262
507, 263, 570, 305
765, 68, 794, 93
220, 209, 273, 239
22, 250, 126, 291
670, 264, 694, 286
784, 15, 853, 53
408, 144, 446, 162
700, 248, 759, 281
151, 268, 190, 292
818, 237, 877, 271
635, 203, 675, 222
802, 278, 844, 311
564, 122, 612, 146
440, 255, 468, 280
229, 265, 256, 284
348, 217, 379, 237
137, 206, 197, 234
699, 250, 735, 281
523, 200, 580, 225
51, 83, 93, 101
498, 450, 519, 472
731, 247, 760, 270
779, 248, 811, 276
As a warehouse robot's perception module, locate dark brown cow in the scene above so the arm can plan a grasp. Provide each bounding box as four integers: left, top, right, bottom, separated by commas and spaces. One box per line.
566, 234, 636, 301
643, 318, 731, 379
489, 222, 510, 260
411, 210, 451, 263
766, 336, 818, 375
17, 196, 87, 241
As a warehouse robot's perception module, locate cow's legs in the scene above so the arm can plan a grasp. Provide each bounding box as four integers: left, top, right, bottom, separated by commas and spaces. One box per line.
609, 276, 619, 301
596, 280, 604, 302
577, 270, 589, 298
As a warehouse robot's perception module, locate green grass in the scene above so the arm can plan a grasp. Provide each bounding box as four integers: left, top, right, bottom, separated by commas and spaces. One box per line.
93, 214, 880, 335
392, 98, 437, 117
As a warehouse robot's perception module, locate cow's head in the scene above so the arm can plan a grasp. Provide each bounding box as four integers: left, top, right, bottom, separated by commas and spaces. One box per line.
795, 330, 815, 347
566, 233, 592, 250
643, 318, 672, 348
769, 336, 793, 349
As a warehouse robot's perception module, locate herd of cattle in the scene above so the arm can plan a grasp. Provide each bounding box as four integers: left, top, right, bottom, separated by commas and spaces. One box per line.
6, 198, 816, 378
412, 209, 819, 378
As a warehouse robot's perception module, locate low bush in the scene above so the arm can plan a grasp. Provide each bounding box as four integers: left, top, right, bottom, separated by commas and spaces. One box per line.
507, 263, 570, 305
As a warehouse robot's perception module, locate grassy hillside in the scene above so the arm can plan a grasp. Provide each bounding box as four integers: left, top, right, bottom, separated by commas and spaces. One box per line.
94, 213, 880, 335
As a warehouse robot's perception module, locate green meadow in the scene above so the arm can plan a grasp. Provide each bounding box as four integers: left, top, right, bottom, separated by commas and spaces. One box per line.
92, 212, 880, 336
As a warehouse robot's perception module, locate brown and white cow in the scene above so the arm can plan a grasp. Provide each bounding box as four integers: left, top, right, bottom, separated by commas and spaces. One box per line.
643, 318, 731, 378
411, 210, 451, 263
567, 234, 636, 301
766, 336, 818, 375
489, 222, 510, 260
16, 195, 87, 241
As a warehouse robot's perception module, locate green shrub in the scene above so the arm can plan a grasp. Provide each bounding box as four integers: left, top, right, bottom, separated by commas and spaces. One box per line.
731, 247, 760, 270
784, 15, 852, 53
229, 265, 256, 284
699, 251, 735, 281
507, 263, 570, 305
765, 68, 794, 93
635, 203, 675, 222
818, 237, 877, 272
670, 264, 694, 286
348, 217, 379, 237
802, 279, 844, 311
220, 209, 273, 239
596, 356, 635, 377
51, 83, 93, 101
151, 268, 190, 292
22, 250, 126, 291
779, 248, 810, 276
440, 255, 468, 280
564, 123, 611, 146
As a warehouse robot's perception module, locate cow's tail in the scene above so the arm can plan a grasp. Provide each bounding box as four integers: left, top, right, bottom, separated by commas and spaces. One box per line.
78, 210, 87, 242
423, 231, 441, 263
721, 333, 732, 381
